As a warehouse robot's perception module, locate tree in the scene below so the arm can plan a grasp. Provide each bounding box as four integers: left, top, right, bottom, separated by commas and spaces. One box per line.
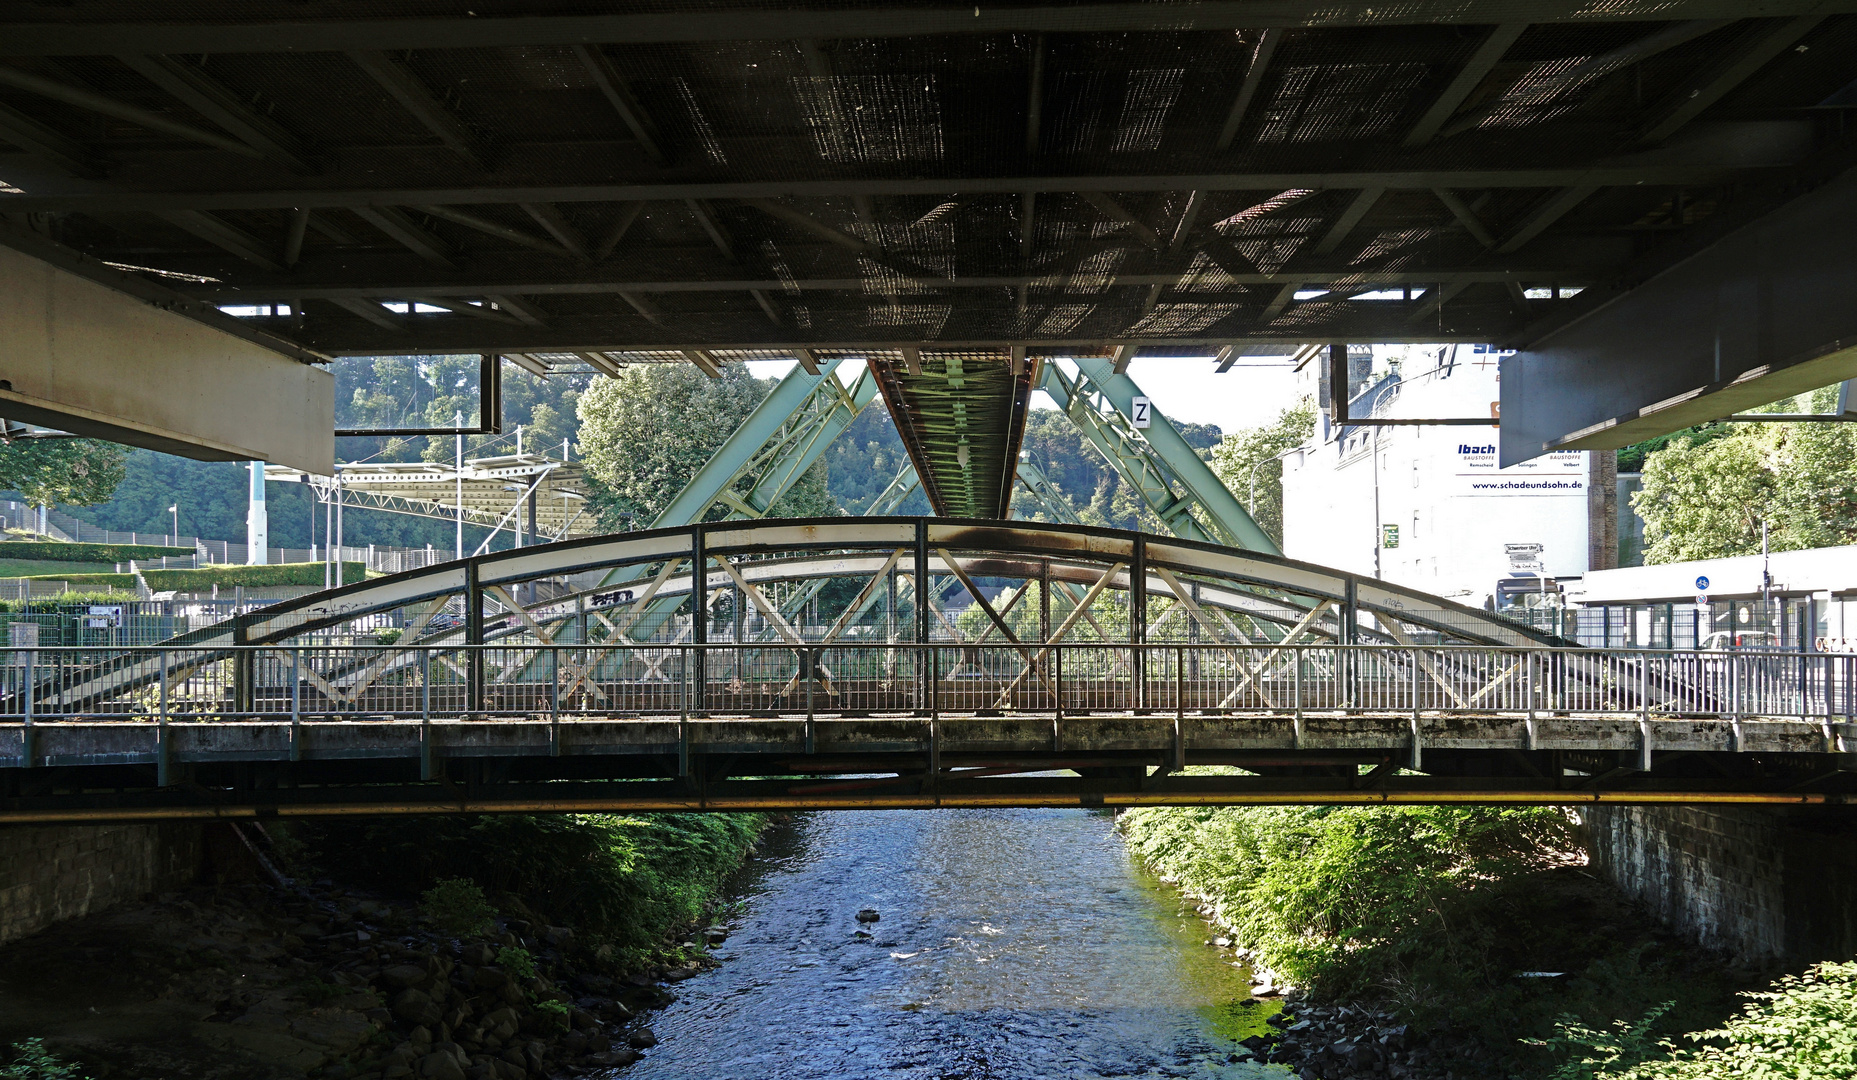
576, 364, 835, 529
1632, 385, 1857, 563
1210, 398, 1316, 546
0, 438, 126, 508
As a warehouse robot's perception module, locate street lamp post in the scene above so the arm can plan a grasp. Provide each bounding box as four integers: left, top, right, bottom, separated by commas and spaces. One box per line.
168, 503, 178, 548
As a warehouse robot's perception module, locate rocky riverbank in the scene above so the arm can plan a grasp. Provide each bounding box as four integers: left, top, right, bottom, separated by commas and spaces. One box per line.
0, 820, 774, 1080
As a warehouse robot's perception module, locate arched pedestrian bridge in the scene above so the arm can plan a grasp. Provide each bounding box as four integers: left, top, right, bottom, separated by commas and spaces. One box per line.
3, 519, 1853, 823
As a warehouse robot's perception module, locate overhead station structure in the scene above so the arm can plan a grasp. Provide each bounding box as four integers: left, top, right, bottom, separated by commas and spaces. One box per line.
265, 453, 600, 550
2, 2, 1857, 486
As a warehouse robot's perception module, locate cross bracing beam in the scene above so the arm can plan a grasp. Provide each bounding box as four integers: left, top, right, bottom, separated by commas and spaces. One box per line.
1040, 359, 1277, 554
2, 4, 1843, 56
0, 161, 1794, 215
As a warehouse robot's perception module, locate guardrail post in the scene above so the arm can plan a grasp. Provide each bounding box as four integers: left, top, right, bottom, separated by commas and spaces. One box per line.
1053, 644, 1064, 730
691, 526, 707, 718
1293, 645, 1304, 749
805, 647, 816, 755
915, 520, 929, 715
157, 648, 170, 785
465, 562, 484, 715
21, 647, 34, 767
1172, 645, 1185, 771
420, 647, 434, 781
1131, 536, 1147, 712
928, 646, 941, 795
289, 647, 302, 762
1408, 646, 1422, 770
1525, 651, 1537, 750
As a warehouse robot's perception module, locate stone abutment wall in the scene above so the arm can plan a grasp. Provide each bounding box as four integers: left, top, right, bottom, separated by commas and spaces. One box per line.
0, 822, 205, 945
1586, 804, 1857, 965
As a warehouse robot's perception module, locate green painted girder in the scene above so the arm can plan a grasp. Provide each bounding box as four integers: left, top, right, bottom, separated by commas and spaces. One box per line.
870, 353, 1032, 519
1014, 460, 1081, 525
1042, 358, 1278, 555
599, 360, 876, 602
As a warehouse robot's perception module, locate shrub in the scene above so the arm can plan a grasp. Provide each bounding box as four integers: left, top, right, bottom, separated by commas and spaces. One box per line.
37, 562, 367, 590
1, 1040, 89, 1080
301, 812, 767, 969
1545, 962, 1857, 1079
0, 541, 189, 562
1120, 804, 1579, 996
497, 946, 537, 982
421, 878, 496, 937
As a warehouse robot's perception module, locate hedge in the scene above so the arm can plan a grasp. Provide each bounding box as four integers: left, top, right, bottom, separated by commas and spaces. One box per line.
27, 562, 367, 591
0, 540, 191, 562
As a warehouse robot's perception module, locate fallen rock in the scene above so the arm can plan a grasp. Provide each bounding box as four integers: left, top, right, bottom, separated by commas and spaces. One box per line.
383, 964, 430, 989
856, 909, 881, 923
587, 1048, 641, 1067
628, 1027, 658, 1049
394, 988, 444, 1028
418, 1050, 469, 1080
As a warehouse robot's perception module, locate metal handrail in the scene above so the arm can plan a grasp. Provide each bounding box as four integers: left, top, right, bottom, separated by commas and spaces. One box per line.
0, 643, 1850, 727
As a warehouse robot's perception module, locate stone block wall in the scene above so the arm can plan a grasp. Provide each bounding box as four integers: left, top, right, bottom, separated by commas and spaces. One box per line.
1586, 804, 1857, 964
0, 822, 203, 945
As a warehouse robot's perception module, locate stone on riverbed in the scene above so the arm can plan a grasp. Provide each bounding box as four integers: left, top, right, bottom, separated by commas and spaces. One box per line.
856, 909, 881, 923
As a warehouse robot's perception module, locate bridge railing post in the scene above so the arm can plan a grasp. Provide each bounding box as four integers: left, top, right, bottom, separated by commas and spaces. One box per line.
157, 648, 170, 786
805, 646, 816, 755
19, 647, 31, 767
289, 647, 301, 762
420, 647, 433, 782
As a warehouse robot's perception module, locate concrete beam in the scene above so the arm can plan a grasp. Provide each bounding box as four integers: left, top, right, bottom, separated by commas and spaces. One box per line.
1501, 166, 1857, 466
0, 240, 333, 473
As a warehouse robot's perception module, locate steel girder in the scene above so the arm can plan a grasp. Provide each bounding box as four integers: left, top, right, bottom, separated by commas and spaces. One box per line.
1040, 358, 1278, 554
869, 353, 1034, 518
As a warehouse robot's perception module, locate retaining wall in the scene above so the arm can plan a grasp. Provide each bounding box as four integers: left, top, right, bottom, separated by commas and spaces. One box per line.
0, 822, 204, 945
1586, 804, 1857, 964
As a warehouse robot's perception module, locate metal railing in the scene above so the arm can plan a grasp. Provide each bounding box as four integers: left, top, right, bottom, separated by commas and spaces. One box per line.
1, 644, 1852, 727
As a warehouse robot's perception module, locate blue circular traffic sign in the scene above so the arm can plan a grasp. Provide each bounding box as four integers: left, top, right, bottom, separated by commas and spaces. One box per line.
1695, 575, 1710, 590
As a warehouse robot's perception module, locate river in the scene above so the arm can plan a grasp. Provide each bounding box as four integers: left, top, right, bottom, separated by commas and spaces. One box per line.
614, 808, 1280, 1080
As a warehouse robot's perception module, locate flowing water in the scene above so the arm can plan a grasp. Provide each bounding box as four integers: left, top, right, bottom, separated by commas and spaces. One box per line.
616, 808, 1280, 1080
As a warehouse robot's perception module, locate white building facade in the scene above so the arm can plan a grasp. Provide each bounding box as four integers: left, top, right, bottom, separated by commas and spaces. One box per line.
1283, 346, 1596, 609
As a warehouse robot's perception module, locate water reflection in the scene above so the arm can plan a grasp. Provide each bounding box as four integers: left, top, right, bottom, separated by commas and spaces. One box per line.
615, 808, 1280, 1080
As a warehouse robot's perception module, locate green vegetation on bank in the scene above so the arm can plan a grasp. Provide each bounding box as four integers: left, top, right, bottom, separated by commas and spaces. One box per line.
295, 813, 770, 969
1541, 962, 1857, 1079
1119, 804, 1739, 1076
0, 541, 190, 562
26, 561, 366, 591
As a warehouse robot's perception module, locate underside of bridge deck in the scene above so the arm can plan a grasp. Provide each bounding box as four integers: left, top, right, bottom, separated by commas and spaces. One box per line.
4, 3, 1857, 466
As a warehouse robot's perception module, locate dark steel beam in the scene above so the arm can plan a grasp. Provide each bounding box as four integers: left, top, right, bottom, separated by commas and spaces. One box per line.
570, 44, 667, 166
1437, 19, 1736, 140
414, 203, 576, 259
345, 50, 486, 170
1637, 15, 1825, 144
0, 163, 1771, 214
1432, 187, 1495, 247
1079, 190, 1162, 247
350, 205, 457, 267
1215, 28, 1280, 151
519, 201, 592, 263
0, 100, 101, 177
1403, 23, 1527, 146
1311, 187, 1383, 254
155, 208, 284, 271
115, 54, 313, 172
595, 201, 645, 261
0, 62, 263, 159
5, 3, 1817, 56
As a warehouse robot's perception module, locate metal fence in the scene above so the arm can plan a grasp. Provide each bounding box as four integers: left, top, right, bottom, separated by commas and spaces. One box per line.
2, 644, 1852, 725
